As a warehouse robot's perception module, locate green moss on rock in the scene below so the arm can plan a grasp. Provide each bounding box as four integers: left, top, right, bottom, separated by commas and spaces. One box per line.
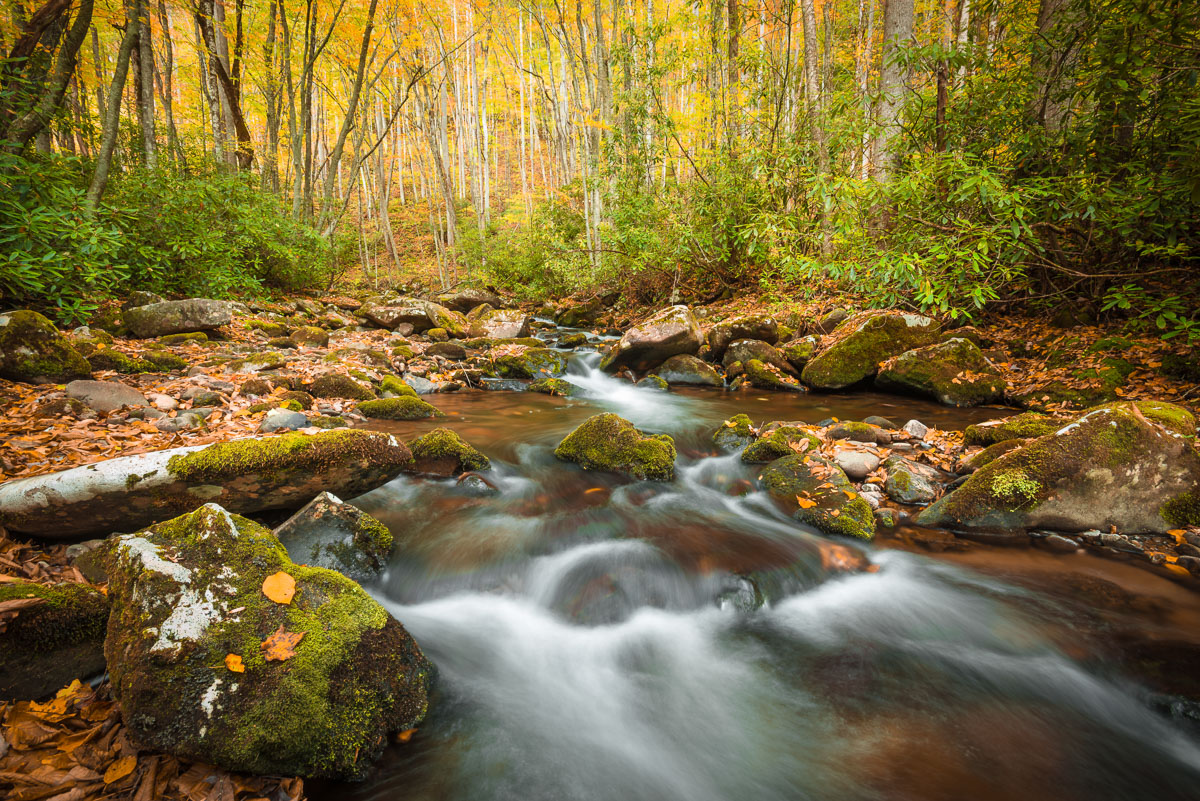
495, 348, 568, 379
380, 375, 418, 398
408, 428, 490, 475
87, 349, 156, 373
245, 320, 290, 337
309, 372, 376, 400
168, 429, 412, 483
741, 426, 821, 463
964, 412, 1062, 446
528, 377, 576, 396
357, 397, 443, 420
801, 311, 940, 390
713, 414, 755, 450
0, 310, 92, 384
758, 454, 875, 540
159, 332, 209, 346
554, 413, 676, 481
876, 338, 1006, 407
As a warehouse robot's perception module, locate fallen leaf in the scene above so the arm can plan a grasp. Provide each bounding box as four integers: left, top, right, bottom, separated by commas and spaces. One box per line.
224, 653, 245, 673
262, 571, 296, 604
795, 496, 817, 509
395, 728, 417, 743
261, 625, 305, 661
104, 754, 137, 784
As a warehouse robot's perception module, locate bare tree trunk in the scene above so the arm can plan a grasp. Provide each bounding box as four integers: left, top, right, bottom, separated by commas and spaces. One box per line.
871, 0, 914, 183
857, 0, 876, 180
801, 0, 829, 255
154, 1, 180, 165
86, 0, 140, 210
197, 0, 224, 163
135, 0, 156, 167
1029, 0, 1084, 135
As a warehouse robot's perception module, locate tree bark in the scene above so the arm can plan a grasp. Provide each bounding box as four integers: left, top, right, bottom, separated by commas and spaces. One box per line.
86, 0, 140, 210
871, 0, 914, 183
135, 0, 157, 167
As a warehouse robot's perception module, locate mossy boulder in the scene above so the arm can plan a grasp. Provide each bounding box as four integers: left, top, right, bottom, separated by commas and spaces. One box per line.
143, 349, 189, 371
964, 412, 1062, 446
758, 455, 876, 540
741, 426, 821, 463
426, 341, 467, 360
600, 305, 703, 373
308, 372, 376, 400
559, 332, 589, 348
1008, 379, 1116, 411
0, 580, 109, 700
291, 326, 330, 347
722, 339, 797, 376
105, 504, 432, 779
635, 374, 669, 391
273, 492, 394, 581
706, 314, 779, 361
159, 332, 209, 346
246, 320, 291, 338
86, 348, 156, 373
781, 336, 819, 372
380, 374, 418, 398
652, 354, 724, 387
554, 413, 676, 481
882, 455, 940, 504
438, 288, 501, 313
801, 311, 941, 390
743, 358, 805, 392
528, 377, 577, 396
472, 309, 531, 339
494, 347, 567, 379
408, 428, 490, 476
310, 415, 348, 429
917, 402, 1200, 534
124, 299, 232, 338
713, 414, 755, 450
875, 338, 1007, 407
426, 327, 449, 342
0, 430, 414, 539
0, 310, 92, 384
357, 397, 444, 420
959, 438, 1027, 473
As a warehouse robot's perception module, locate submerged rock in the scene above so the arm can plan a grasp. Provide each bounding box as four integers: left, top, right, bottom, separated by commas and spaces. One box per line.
652, 354, 724, 386
105, 504, 432, 779
636, 374, 669, 391
0, 430, 414, 539
758, 455, 875, 540
875, 338, 1006, 407
801, 311, 941, 390
273, 492, 394, 581
0, 580, 109, 700
124, 299, 232, 338
917, 402, 1200, 534
554, 413, 676, 481
408, 428, 490, 476
600, 306, 703, 373
0, 311, 92, 384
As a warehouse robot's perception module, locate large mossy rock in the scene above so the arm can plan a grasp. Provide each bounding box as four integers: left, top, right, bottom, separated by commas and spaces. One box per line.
917, 402, 1200, 534
741, 426, 821, 463
554, 413, 676, 481
494, 347, 567, 379
600, 305, 702, 373
706, 314, 779, 361
722, 339, 797, 376
0, 580, 109, 700
105, 504, 432, 779
875, 338, 1006, 407
360, 300, 470, 337
437, 288, 501, 313
356, 397, 444, 420
652, 354, 724, 386
123, 299, 232, 338
780, 336, 819, 372
964, 412, 1062, 446
472, 309, 531, 339
713, 414, 755, 450
0, 311, 92, 384
758, 455, 875, 540
408, 428, 490, 476
801, 311, 941, 390
0, 430, 414, 539
273, 492, 394, 582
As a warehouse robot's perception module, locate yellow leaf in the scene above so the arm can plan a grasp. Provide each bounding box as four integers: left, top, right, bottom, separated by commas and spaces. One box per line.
225, 653, 245, 673
1168, 529, 1187, 545
795, 495, 817, 509
104, 755, 137, 784
261, 624, 306, 661
262, 571, 296, 604
395, 728, 417, 743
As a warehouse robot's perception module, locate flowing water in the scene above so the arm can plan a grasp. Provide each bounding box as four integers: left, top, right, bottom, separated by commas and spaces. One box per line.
313, 352, 1200, 801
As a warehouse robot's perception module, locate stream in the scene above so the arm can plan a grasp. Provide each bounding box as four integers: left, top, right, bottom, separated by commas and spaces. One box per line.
313, 349, 1200, 801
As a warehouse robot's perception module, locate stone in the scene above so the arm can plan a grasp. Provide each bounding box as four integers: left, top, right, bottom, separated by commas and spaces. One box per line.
740, 426, 821, 463
105, 504, 431, 779
554, 413, 676, 481
308, 372, 376, 400
964, 412, 1061, 446
883, 455, 940, 504
758, 454, 875, 539
876, 338, 1006, 407
66, 379, 147, 413
125, 290, 165, 307
356, 397, 444, 420
259, 408, 309, 433
959, 439, 1026, 473
801, 311, 941, 390
635, 374, 669, 391
780, 336, 819, 373
811, 309, 850, 335
437, 288, 501, 312
290, 326, 330, 347
472, 309, 531, 339
528, 377, 577, 396
833, 449, 881, 480
0, 581, 109, 700
741, 358, 805, 392
155, 412, 207, 433
600, 306, 703, 373
917, 402, 1200, 534
124, 299, 233, 338
1042, 534, 1081, 553
713, 414, 755, 450
0, 311, 92, 384
0, 430, 414, 539
273, 492, 394, 581
494, 348, 568, 379
426, 342, 467, 360
652, 354, 724, 386
408, 428, 490, 476
827, 421, 890, 445
722, 339, 797, 376
902, 419, 929, 439
705, 314, 779, 361
403, 374, 438, 394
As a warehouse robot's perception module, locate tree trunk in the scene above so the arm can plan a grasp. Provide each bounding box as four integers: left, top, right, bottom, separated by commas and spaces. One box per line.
801, 0, 829, 255
871, 0, 914, 183
1029, 0, 1084, 135
135, 0, 157, 167
86, 0, 140, 210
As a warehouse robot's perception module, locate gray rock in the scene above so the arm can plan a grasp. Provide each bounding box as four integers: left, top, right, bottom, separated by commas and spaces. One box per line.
473, 309, 531, 339
404, 374, 438, 394
653, 354, 724, 386
706, 314, 779, 360
1043, 534, 1081, 553
154, 412, 206, 433
833, 449, 881, 480
259, 408, 309, 433
123, 299, 233, 338
902, 419, 929, 439
273, 492, 394, 581
722, 339, 797, 376
66, 379, 147, 413
438, 288, 502, 312
883, 455, 940, 505
600, 305, 703, 373
801, 311, 941, 389
864, 415, 898, 430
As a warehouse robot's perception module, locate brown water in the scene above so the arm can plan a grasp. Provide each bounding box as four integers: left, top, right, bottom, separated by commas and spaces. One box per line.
314, 354, 1200, 801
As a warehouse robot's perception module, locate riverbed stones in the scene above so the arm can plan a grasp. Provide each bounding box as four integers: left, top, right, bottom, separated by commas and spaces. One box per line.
308, 372, 376, 400
104, 504, 432, 779
706, 314, 779, 361
758, 454, 875, 540
883, 455, 940, 504
833, 448, 882, 480
801, 311, 941, 390
742, 359, 805, 391
66, 379, 148, 413
0, 311, 92, 384
713, 414, 755, 450
652, 354, 723, 386
917, 402, 1200, 534
273, 492, 394, 581
554, 413, 676, 481
259, 408, 309, 433
438, 288, 501, 312
0, 580, 109, 700
0, 430, 414, 539
780, 336, 819, 372
876, 338, 1006, 406
123, 299, 232, 338
600, 305, 703, 373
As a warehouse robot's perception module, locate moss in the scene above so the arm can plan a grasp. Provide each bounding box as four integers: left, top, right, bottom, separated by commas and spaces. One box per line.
357, 397, 443, 420
36, 396, 91, 418
494, 348, 567, 379
713, 414, 755, 450
1161, 491, 1200, 527
310, 415, 348, 429
741, 426, 821, 463
167, 429, 412, 483
143, 349, 189, 371
291, 326, 329, 346
0, 580, 109, 653
559, 332, 588, 347
961, 438, 1026, 472
87, 349, 156, 374
1010, 380, 1116, 411
309, 373, 376, 400
801, 311, 940, 390
780, 336, 818, 371
268, 337, 297, 350
466, 336, 543, 350
159, 332, 208, 346
1087, 335, 1134, 354
876, 338, 1006, 407
554, 413, 676, 481
990, 469, 1042, 505
245, 320, 290, 337
528, 377, 576, 396
758, 454, 875, 540
826, 421, 878, 441
426, 327, 449, 342
279, 390, 315, 410
391, 344, 415, 360
1109, 400, 1195, 436
1160, 352, 1200, 382
379, 374, 418, 398
743, 358, 803, 391
279, 399, 304, 412
408, 428, 490, 473
964, 412, 1062, 446
0, 310, 93, 383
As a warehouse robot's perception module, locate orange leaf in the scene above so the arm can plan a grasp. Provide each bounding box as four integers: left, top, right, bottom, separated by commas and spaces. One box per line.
225, 653, 245, 673
104, 754, 137, 784
395, 728, 417, 743
795, 496, 818, 509
262, 571, 296, 604
261, 625, 305, 661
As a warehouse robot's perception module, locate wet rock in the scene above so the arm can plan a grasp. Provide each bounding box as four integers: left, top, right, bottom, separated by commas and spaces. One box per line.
472, 309, 531, 339
273, 492, 394, 581
759, 454, 875, 539
528, 377, 577, 396
380, 375, 418, 398
408, 428, 490, 476
438, 288, 501, 312
259, 408, 309, 433
635, 374, 669, 391
600, 306, 702, 373
495, 347, 568, 379
964, 412, 1061, 446
124, 299, 232, 338
827, 421, 890, 445
555, 300, 602, 327
403, 375, 438, 394
66, 379, 147, 413
883, 455, 940, 504
959, 439, 1026, 473
864, 415, 898, 430
801, 311, 941, 390
706, 314, 779, 361
780, 336, 819, 372
741, 426, 821, 463
357, 397, 443, 420
876, 338, 1006, 407
742, 358, 805, 392
833, 449, 881, 480
0, 311, 92, 384
554, 413, 676, 481
559, 332, 589, 348
917, 402, 1200, 534
105, 504, 432, 779
481, 378, 526, 391
713, 414, 755, 451
426, 341, 467, 360
0, 430, 414, 539
308, 372, 376, 400
0, 580, 109, 700
1042, 533, 1081, 553
902, 419, 929, 440
652, 354, 723, 386
722, 339, 797, 375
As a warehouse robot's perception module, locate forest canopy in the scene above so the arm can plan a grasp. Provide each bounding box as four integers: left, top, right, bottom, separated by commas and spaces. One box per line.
0, 0, 1197, 334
